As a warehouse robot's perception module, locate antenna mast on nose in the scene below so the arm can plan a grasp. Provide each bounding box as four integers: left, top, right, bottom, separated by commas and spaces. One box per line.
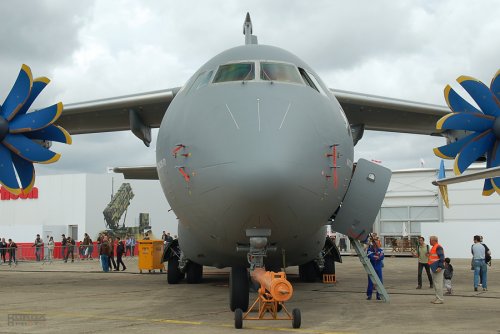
243, 12, 258, 45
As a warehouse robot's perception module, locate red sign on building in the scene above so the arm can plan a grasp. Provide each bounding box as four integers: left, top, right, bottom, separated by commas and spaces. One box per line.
0, 187, 39, 200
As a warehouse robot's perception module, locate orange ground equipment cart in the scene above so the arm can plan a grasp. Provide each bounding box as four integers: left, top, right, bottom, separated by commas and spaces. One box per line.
234, 268, 301, 329
137, 240, 165, 273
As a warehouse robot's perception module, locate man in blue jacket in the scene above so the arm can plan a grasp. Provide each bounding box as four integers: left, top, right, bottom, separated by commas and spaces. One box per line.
366, 237, 384, 300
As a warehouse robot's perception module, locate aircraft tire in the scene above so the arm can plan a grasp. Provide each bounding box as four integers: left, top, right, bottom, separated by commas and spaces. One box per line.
298, 261, 318, 282
229, 267, 249, 311
234, 308, 243, 329
167, 257, 182, 284
186, 261, 203, 284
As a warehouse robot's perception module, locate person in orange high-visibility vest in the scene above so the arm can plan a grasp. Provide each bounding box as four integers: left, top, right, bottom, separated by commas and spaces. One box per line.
427, 236, 445, 304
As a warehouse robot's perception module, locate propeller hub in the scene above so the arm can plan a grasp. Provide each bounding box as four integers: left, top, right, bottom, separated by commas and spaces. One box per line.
0, 115, 8, 142
494, 117, 500, 140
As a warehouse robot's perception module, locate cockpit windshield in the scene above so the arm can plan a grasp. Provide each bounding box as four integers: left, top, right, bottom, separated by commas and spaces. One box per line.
260, 62, 302, 84
213, 63, 255, 83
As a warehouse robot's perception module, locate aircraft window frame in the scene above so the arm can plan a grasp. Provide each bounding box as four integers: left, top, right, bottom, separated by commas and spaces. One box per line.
260, 62, 303, 84
189, 70, 214, 92
299, 68, 328, 97
212, 62, 255, 83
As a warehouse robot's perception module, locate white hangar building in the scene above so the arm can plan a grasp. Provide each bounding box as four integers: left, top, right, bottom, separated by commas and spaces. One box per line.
0, 173, 177, 244
372, 166, 499, 259
1, 168, 498, 259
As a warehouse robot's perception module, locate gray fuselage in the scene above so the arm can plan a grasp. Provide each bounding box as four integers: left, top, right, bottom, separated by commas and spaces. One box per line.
156, 44, 354, 268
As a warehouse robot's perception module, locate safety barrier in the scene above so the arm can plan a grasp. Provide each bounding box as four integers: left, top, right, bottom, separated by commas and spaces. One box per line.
0, 242, 140, 262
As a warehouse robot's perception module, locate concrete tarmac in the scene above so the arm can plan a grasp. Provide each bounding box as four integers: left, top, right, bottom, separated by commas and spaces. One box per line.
0, 255, 498, 333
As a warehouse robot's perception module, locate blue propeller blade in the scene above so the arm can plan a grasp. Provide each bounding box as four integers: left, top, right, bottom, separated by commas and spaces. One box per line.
12, 154, 35, 194
1, 64, 32, 121
16, 77, 50, 116
0, 145, 21, 194
24, 124, 72, 144
436, 112, 494, 132
8, 102, 63, 133
433, 132, 477, 159
444, 85, 481, 114
458, 76, 500, 117
490, 69, 500, 101
454, 130, 496, 175
483, 178, 495, 196
2, 133, 60, 163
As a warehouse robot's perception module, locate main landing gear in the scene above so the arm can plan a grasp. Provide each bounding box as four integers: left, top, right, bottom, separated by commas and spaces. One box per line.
299, 236, 341, 283
163, 239, 203, 284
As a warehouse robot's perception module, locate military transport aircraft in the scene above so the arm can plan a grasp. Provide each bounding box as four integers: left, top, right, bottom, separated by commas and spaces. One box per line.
3, 13, 498, 312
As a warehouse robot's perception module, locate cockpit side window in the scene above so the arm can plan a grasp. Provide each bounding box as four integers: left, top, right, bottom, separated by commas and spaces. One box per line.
260, 62, 302, 84
298, 68, 328, 97
191, 70, 213, 90
213, 63, 255, 83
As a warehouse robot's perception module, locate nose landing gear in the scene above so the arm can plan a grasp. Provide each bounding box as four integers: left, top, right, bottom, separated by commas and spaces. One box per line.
232, 229, 301, 329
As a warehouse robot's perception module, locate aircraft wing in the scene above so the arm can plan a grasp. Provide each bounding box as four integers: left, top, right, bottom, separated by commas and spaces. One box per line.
56, 87, 448, 138
332, 89, 450, 135
56, 87, 181, 138
113, 166, 159, 180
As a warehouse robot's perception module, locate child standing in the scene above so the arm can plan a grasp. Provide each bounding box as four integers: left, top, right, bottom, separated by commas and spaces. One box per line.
444, 257, 453, 295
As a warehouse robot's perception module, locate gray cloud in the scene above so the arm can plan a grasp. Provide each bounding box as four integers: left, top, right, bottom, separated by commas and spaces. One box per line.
2, 0, 499, 178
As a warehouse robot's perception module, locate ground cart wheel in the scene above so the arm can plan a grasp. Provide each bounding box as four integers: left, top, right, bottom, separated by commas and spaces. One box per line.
292, 308, 301, 328
234, 308, 243, 329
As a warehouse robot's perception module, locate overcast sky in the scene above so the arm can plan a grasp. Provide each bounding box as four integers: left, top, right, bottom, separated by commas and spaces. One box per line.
2, 0, 500, 178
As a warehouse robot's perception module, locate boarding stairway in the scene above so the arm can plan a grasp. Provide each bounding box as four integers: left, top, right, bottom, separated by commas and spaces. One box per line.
349, 237, 390, 302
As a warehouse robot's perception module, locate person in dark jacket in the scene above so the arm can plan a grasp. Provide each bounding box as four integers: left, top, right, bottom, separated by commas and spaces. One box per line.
115, 237, 127, 271
64, 236, 75, 262
1, 238, 8, 263
444, 258, 453, 295
32, 234, 44, 261
61, 234, 67, 260
7, 239, 17, 266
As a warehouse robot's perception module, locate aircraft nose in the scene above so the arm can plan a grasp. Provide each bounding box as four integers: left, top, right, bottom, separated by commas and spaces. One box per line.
236, 162, 285, 202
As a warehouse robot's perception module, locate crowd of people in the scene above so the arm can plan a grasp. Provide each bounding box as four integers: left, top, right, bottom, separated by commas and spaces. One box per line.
0, 238, 18, 266
0, 232, 140, 265
1, 230, 492, 301
363, 233, 491, 305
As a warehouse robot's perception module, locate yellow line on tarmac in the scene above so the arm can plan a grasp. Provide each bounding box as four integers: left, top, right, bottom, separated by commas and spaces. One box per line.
13, 310, 355, 334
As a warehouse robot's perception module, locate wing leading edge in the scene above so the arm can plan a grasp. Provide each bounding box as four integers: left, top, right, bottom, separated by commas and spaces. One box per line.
56, 87, 181, 145
332, 89, 450, 135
